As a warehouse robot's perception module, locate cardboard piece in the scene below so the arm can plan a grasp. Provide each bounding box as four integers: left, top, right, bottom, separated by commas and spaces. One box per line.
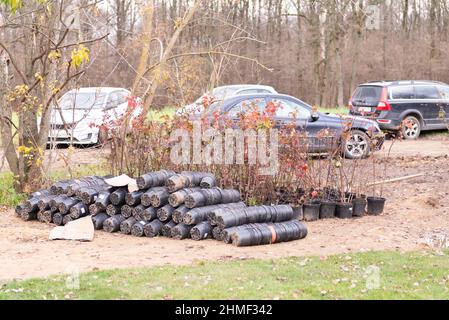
105, 174, 138, 192
49, 216, 94, 241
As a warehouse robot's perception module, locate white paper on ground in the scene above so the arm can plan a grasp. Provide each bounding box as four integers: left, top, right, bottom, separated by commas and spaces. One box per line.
49, 216, 94, 241
104, 174, 138, 192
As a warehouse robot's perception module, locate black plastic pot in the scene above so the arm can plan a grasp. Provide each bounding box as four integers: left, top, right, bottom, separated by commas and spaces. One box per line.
141, 187, 167, 206
291, 205, 303, 221
91, 212, 109, 230
52, 212, 64, 225
352, 197, 367, 217
110, 188, 127, 206
190, 221, 212, 240
125, 190, 143, 206
144, 219, 164, 237
367, 197, 386, 215
173, 205, 189, 223
303, 202, 320, 221
131, 220, 148, 237
63, 214, 72, 225
70, 202, 89, 219
106, 204, 121, 216
103, 214, 126, 233
120, 204, 133, 218
319, 200, 336, 219
335, 202, 353, 219
137, 170, 176, 189
139, 206, 157, 221
166, 174, 188, 193
230, 220, 308, 247
161, 220, 177, 237
157, 204, 175, 222
171, 223, 193, 240
200, 175, 216, 188
168, 188, 201, 207
120, 217, 137, 234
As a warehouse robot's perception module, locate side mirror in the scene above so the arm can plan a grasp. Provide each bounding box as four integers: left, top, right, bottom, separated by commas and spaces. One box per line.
310, 112, 320, 122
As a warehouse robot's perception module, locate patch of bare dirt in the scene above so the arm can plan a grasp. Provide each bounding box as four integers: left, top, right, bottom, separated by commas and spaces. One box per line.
0, 140, 448, 281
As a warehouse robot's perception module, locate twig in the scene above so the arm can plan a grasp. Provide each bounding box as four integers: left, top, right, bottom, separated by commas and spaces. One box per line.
367, 173, 424, 187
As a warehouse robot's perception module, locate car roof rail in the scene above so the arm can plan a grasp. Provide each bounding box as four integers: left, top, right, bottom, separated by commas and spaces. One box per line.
388, 80, 447, 86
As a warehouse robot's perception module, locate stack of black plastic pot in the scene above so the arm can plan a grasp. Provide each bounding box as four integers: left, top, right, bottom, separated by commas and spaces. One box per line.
205, 205, 307, 246
98, 170, 249, 240
15, 170, 310, 247
301, 188, 386, 222
15, 176, 112, 225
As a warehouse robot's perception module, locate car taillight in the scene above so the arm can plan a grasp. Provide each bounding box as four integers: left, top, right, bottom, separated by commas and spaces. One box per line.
376, 88, 391, 111
348, 89, 357, 109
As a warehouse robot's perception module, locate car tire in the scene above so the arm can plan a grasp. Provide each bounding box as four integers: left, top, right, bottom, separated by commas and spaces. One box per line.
401, 115, 421, 140
343, 129, 371, 159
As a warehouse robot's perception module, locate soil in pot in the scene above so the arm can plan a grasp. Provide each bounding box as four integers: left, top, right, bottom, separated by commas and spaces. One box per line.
335, 202, 353, 219
367, 197, 386, 215
319, 200, 336, 219
303, 202, 320, 221
352, 197, 367, 217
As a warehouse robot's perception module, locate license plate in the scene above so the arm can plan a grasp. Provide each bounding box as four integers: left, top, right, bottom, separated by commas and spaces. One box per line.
357, 107, 372, 112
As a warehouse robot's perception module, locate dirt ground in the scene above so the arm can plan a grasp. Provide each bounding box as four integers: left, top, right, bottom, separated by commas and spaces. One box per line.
0, 137, 448, 281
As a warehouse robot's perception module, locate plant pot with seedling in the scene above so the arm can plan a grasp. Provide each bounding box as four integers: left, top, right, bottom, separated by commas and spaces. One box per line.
352, 195, 367, 217
319, 199, 336, 219
303, 190, 320, 221
366, 196, 386, 215
366, 132, 394, 216
335, 201, 353, 219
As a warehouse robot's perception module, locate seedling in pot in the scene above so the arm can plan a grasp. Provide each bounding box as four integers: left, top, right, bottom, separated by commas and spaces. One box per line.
303, 189, 320, 221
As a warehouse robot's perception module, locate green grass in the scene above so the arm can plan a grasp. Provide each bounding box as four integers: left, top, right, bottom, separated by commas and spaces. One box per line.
48, 162, 109, 182
0, 163, 108, 207
318, 106, 349, 115
0, 172, 26, 207
1, 250, 448, 299
147, 106, 176, 121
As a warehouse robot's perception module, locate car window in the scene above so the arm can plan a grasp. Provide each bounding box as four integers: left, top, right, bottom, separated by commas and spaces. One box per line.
58, 92, 106, 110
438, 86, 449, 99
268, 99, 311, 119
414, 86, 440, 99
106, 91, 127, 109
212, 87, 242, 100
352, 86, 382, 103
390, 86, 415, 99
228, 98, 267, 117
237, 89, 271, 95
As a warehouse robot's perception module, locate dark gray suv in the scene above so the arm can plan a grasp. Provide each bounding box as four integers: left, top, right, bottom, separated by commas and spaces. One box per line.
349, 80, 449, 139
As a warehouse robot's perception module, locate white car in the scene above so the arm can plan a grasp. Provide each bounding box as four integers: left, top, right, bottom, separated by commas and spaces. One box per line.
48, 87, 141, 145
176, 84, 277, 115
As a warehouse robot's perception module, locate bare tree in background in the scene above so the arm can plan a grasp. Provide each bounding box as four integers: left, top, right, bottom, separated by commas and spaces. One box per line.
0, 0, 106, 191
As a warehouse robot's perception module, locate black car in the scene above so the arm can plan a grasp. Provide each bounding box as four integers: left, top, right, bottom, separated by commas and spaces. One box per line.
201, 93, 384, 159
349, 80, 449, 139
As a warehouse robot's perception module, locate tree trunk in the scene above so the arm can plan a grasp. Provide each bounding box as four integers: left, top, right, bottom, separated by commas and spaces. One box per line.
349, 0, 364, 98
141, 0, 201, 117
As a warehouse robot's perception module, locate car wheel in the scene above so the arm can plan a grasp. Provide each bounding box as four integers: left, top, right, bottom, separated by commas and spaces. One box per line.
343, 130, 371, 159
401, 115, 421, 140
